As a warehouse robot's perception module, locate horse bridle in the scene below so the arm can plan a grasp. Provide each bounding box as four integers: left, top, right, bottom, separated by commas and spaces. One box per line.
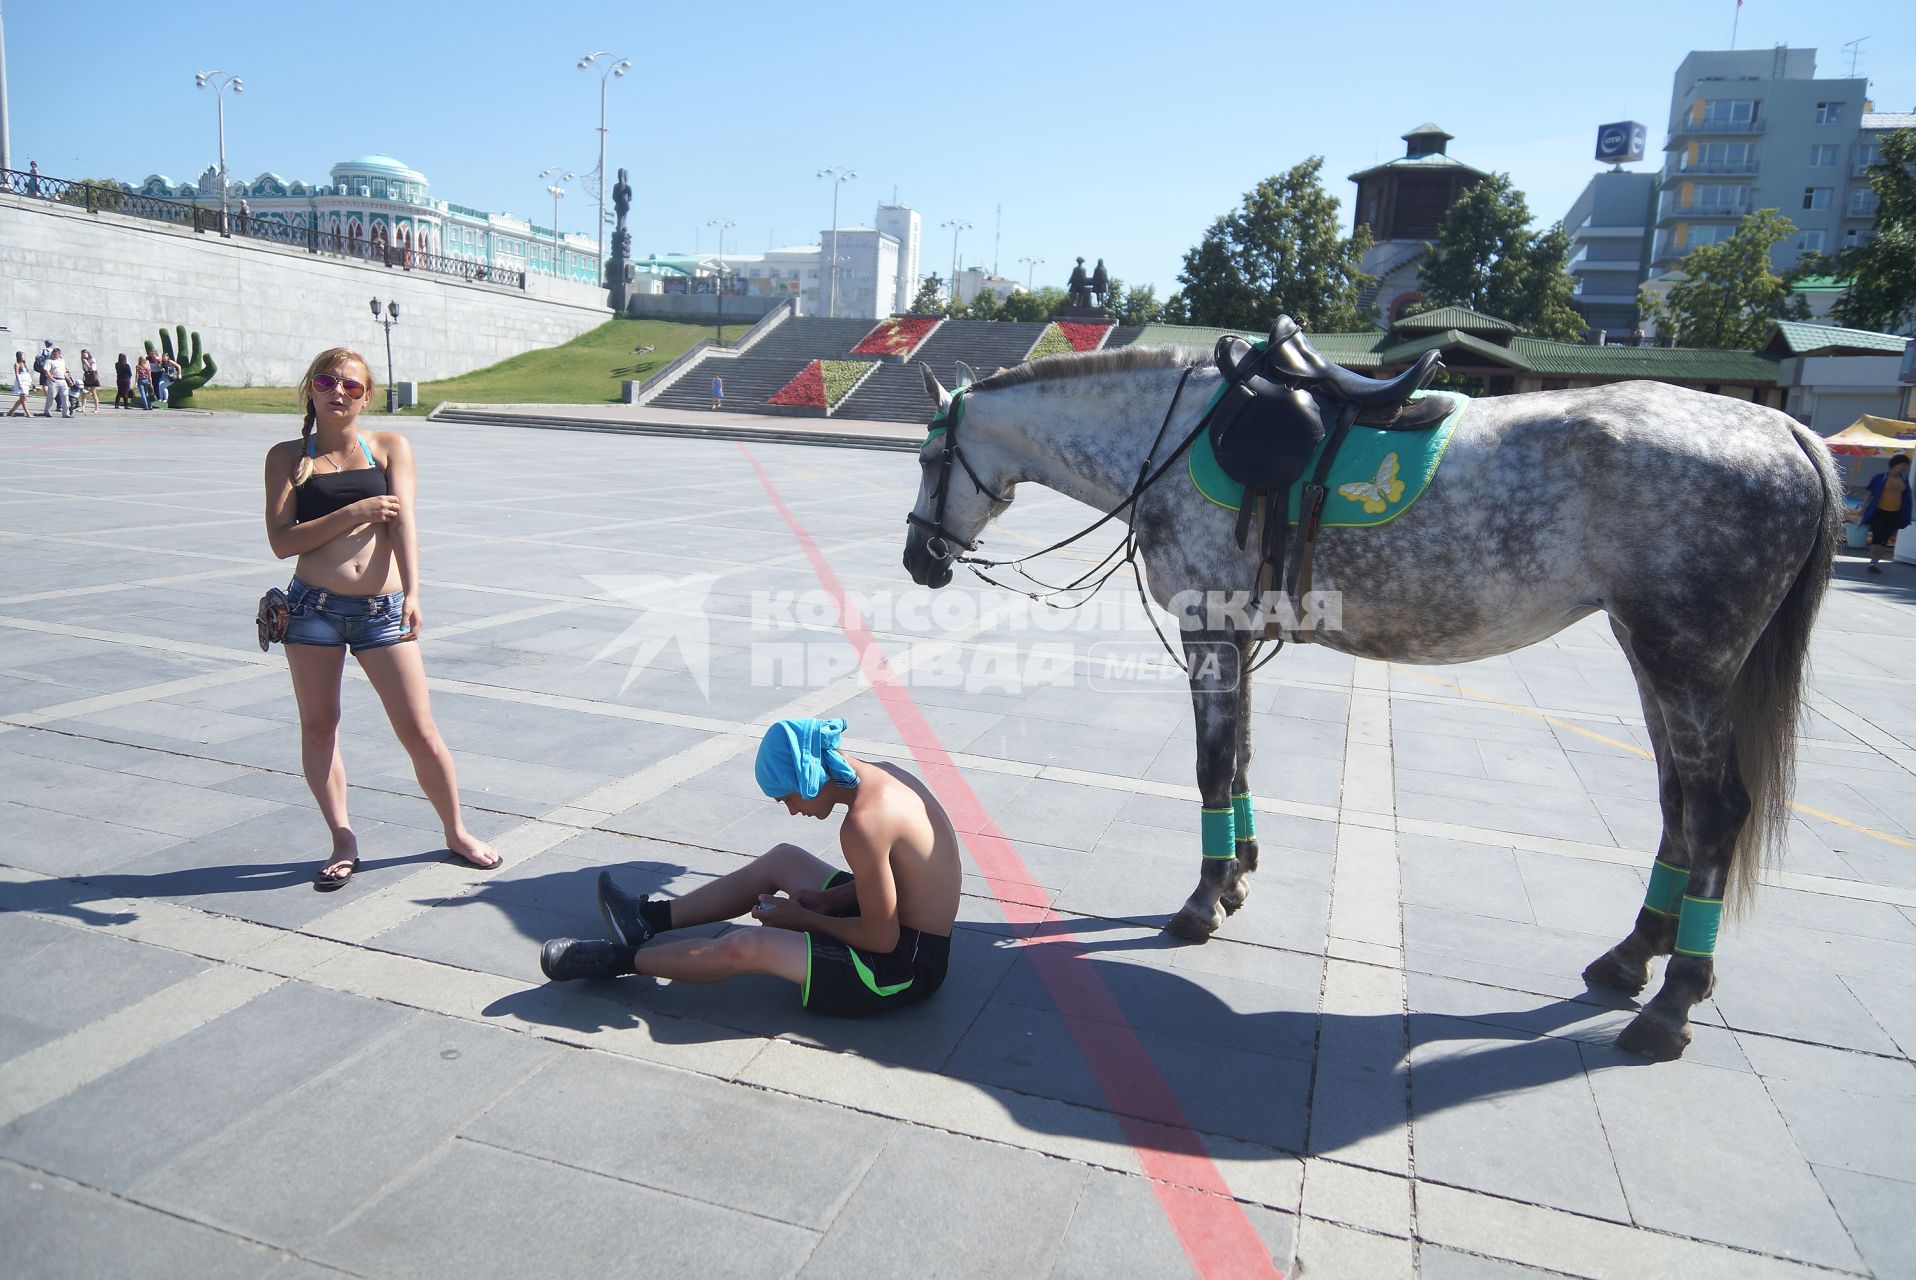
904, 365, 1283, 674
906, 389, 1009, 560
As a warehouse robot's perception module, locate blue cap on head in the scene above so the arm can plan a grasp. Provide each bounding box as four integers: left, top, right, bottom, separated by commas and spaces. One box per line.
754, 718, 858, 799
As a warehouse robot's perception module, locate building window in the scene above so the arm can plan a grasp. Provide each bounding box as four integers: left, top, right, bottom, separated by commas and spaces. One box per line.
1794, 229, 1827, 253
1855, 140, 1882, 173
1814, 101, 1844, 125
1699, 99, 1756, 124
1809, 143, 1839, 167
1849, 189, 1881, 217
1690, 141, 1758, 172
1802, 187, 1831, 211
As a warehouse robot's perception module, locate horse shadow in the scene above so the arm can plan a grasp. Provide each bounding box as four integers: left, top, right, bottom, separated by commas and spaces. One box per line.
3, 855, 1654, 1163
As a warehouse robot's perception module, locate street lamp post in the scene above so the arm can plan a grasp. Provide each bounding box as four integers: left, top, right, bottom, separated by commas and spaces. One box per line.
1017, 255, 1045, 289
577, 51, 630, 284
816, 165, 856, 318
539, 167, 574, 281
941, 219, 973, 307
708, 216, 735, 344
369, 297, 400, 414
194, 70, 243, 235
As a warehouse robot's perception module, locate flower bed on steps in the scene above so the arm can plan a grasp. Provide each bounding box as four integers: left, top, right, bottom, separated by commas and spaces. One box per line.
767, 359, 874, 408
1024, 320, 1112, 360
851, 315, 940, 357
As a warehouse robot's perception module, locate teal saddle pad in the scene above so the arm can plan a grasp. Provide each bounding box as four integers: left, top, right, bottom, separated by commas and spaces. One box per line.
1188, 389, 1469, 527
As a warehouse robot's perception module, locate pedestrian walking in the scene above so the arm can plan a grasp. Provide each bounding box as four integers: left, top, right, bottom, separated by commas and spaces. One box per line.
44, 348, 72, 418
7, 352, 29, 416
114, 353, 134, 409
79, 350, 102, 413
711, 373, 725, 410
135, 356, 154, 409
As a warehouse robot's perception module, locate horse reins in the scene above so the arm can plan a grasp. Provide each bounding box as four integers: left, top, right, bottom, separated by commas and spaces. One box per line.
910, 367, 1285, 674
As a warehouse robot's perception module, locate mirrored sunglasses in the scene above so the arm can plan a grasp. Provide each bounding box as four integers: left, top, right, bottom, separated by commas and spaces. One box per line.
311, 373, 367, 398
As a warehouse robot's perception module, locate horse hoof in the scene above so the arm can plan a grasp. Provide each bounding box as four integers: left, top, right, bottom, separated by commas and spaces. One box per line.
1220, 880, 1251, 915
1616, 1010, 1691, 1061
1165, 907, 1218, 942
1581, 952, 1648, 996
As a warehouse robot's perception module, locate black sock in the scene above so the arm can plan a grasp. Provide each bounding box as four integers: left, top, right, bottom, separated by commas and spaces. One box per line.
612, 944, 640, 975
638, 898, 674, 935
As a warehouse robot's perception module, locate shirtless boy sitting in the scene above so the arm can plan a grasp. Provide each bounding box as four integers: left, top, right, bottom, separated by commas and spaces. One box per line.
539, 718, 962, 1018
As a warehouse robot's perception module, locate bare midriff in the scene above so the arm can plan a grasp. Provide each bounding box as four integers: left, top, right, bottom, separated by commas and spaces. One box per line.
295, 521, 401, 595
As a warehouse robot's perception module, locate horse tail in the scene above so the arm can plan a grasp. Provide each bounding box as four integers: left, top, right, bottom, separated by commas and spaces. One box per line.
1727, 421, 1841, 913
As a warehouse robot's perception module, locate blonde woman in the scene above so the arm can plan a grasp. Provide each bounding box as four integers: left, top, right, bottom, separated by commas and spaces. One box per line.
6, 352, 28, 416
263, 347, 501, 888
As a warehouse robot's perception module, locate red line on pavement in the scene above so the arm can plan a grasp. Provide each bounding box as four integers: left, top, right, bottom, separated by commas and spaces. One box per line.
741, 444, 1282, 1280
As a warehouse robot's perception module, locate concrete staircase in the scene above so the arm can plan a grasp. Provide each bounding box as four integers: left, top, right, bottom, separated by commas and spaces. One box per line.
742, 317, 876, 363
834, 362, 940, 424
1106, 324, 1145, 350
648, 356, 814, 412
909, 321, 1050, 386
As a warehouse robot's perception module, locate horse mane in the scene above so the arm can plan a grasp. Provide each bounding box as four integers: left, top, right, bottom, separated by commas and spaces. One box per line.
967, 344, 1206, 392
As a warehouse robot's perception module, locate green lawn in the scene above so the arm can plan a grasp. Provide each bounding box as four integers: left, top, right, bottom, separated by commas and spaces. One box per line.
191, 317, 729, 414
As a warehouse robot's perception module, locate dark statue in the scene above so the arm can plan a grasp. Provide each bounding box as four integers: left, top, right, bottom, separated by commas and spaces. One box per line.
1066, 257, 1090, 308
607, 167, 634, 311
1064, 255, 1111, 311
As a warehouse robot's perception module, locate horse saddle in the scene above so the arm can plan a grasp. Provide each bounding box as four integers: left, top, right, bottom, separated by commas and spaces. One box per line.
1207, 316, 1448, 493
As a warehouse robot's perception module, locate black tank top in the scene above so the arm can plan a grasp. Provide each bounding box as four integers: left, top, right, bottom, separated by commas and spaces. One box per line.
295, 436, 388, 523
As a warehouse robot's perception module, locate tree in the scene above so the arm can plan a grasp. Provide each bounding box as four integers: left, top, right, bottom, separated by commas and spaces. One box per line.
54, 178, 131, 213
1414, 173, 1584, 339
1174, 158, 1374, 331
999, 286, 1069, 323
1830, 128, 1916, 333
1638, 208, 1811, 348
968, 286, 1002, 321
1102, 277, 1164, 327
909, 277, 943, 314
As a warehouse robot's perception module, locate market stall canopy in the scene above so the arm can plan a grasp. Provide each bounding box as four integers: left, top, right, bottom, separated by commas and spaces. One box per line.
1825, 415, 1916, 454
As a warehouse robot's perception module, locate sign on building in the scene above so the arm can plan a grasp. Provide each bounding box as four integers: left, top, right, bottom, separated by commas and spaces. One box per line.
1595, 121, 1648, 165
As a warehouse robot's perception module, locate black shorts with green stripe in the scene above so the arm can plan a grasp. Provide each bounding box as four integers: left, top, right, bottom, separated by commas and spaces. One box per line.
802, 871, 952, 1019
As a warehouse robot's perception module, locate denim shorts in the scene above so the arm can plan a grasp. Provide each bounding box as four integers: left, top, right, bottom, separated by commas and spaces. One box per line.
282, 577, 409, 653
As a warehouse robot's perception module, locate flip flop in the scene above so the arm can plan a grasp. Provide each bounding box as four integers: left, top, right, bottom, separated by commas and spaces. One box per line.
314, 855, 358, 890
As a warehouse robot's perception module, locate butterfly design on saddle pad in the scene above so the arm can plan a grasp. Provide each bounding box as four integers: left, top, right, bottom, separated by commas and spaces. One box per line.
1337, 452, 1406, 514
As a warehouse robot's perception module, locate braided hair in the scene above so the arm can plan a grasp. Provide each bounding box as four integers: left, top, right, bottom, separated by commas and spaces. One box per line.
292, 347, 375, 486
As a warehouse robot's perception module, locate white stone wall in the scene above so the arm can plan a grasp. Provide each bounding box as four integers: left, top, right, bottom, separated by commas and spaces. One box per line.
0, 196, 611, 387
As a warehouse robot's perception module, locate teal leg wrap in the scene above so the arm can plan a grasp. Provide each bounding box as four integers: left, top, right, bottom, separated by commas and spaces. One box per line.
1201, 807, 1237, 859
1231, 793, 1255, 842
1674, 895, 1723, 958
1644, 860, 1690, 918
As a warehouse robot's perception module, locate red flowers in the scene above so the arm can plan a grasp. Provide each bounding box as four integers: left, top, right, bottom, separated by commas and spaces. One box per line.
768, 360, 872, 408
852, 315, 939, 357
1056, 321, 1110, 351
768, 361, 827, 406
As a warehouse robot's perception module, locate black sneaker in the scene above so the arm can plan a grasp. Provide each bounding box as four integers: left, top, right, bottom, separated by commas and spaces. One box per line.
539, 937, 621, 982
597, 871, 655, 949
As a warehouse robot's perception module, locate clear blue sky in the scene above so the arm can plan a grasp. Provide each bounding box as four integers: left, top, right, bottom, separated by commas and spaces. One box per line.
7, 0, 1913, 297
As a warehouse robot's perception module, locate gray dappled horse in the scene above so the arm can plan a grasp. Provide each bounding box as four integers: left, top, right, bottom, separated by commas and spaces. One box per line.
901, 347, 1839, 1060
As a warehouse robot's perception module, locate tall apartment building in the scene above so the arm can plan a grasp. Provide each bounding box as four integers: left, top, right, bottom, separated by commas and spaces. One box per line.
1563, 171, 1658, 336
1651, 47, 1900, 276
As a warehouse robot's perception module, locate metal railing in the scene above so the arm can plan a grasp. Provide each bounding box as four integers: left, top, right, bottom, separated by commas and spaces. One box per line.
1670, 117, 1765, 136
3, 166, 528, 290
1674, 159, 1761, 176
1658, 196, 1751, 218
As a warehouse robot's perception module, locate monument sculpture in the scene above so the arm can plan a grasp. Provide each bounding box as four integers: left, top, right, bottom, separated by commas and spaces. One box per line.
607, 167, 634, 311
1062, 256, 1111, 318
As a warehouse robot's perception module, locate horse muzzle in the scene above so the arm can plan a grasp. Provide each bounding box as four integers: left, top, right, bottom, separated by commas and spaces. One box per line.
903, 522, 955, 589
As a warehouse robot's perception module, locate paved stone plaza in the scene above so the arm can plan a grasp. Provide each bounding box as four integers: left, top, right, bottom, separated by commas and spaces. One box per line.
2, 410, 1913, 1279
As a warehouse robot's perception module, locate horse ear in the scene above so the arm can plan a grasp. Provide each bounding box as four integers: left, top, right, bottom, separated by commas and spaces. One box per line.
919, 362, 950, 410
955, 361, 977, 390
